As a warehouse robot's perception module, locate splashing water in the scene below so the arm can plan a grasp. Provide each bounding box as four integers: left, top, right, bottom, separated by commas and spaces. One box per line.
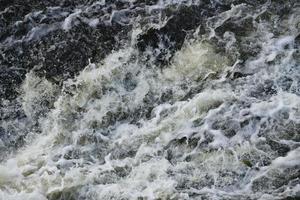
0, 0, 300, 199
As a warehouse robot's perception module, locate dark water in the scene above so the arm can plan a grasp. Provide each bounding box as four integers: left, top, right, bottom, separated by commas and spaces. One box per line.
0, 0, 299, 199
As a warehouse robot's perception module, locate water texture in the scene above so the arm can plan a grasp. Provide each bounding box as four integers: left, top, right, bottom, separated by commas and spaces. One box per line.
0, 0, 299, 199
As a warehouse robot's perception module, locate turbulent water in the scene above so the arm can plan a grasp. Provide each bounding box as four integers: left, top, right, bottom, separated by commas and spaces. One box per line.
0, 0, 300, 199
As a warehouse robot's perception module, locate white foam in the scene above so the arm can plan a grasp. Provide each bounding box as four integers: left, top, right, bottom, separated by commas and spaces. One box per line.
272, 148, 300, 168
62, 10, 82, 31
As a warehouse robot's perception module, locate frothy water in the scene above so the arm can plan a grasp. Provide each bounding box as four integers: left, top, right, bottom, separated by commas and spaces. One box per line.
0, 0, 300, 199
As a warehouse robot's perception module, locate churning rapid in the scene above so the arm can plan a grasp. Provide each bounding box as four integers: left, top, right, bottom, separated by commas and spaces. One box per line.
0, 0, 300, 199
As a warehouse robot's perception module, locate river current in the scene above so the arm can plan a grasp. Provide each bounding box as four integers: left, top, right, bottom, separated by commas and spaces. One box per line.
0, 0, 299, 199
